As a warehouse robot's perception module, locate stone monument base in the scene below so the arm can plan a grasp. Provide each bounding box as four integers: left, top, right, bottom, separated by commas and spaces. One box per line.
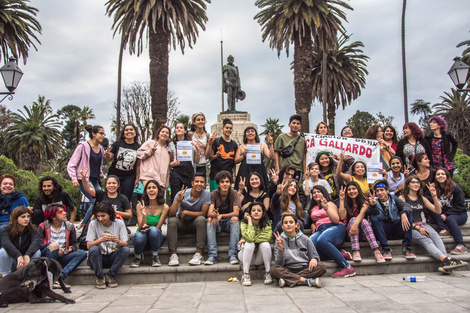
211, 112, 257, 145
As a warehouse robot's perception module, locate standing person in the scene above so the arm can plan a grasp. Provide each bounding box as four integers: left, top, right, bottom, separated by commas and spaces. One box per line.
238, 202, 273, 286
32, 176, 77, 226
426, 116, 458, 176
270, 213, 326, 288
38, 204, 87, 285
169, 122, 200, 202
206, 170, 241, 265
207, 118, 238, 191
104, 123, 141, 201
272, 179, 305, 232
399, 175, 467, 273
304, 162, 333, 211
190, 112, 211, 177
340, 126, 354, 138
0, 206, 41, 277
432, 168, 468, 253
0, 174, 29, 234
67, 125, 106, 228
167, 173, 210, 266
237, 172, 270, 220
396, 122, 432, 168
315, 151, 354, 202
274, 114, 306, 181
131, 181, 169, 267
234, 126, 274, 190
337, 151, 370, 196
86, 202, 130, 289
315, 122, 329, 135
387, 156, 407, 196
366, 124, 395, 171
383, 125, 398, 152
137, 125, 171, 189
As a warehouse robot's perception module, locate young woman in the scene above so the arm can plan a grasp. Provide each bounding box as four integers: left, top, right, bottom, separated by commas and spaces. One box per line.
104, 123, 141, 201
0, 206, 41, 277
190, 112, 211, 177
270, 213, 326, 288
425, 116, 458, 176
432, 168, 468, 254
303, 162, 333, 210
315, 122, 329, 135
308, 186, 356, 278
169, 122, 200, 201
272, 179, 305, 232
366, 124, 395, 171
131, 181, 169, 267
238, 172, 270, 220
234, 126, 274, 190
339, 182, 385, 263
340, 126, 354, 138
387, 156, 407, 195
399, 175, 467, 273
237, 202, 273, 286
396, 122, 432, 168
315, 151, 354, 202
137, 125, 171, 189
337, 151, 370, 196
67, 125, 105, 226
383, 125, 398, 152
411, 152, 435, 190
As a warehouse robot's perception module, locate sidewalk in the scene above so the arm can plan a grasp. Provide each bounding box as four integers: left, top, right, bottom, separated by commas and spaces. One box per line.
3, 271, 470, 312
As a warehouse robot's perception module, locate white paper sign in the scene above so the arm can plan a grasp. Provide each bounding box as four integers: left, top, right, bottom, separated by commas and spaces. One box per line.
177, 141, 193, 162
246, 144, 261, 164
367, 162, 383, 184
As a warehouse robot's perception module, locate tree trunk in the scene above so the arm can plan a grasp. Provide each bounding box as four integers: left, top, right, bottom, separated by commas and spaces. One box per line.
327, 101, 336, 136
149, 24, 170, 136
20, 146, 40, 173
322, 51, 328, 124
116, 35, 125, 137
293, 30, 313, 133
401, 0, 409, 123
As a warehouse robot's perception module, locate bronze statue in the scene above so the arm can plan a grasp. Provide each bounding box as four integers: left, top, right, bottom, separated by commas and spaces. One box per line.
222, 55, 245, 112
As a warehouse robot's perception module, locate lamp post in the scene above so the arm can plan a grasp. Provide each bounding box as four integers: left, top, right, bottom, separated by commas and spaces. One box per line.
0, 56, 24, 103
448, 57, 470, 92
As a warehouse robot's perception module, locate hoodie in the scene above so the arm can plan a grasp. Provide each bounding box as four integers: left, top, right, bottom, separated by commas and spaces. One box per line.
274, 230, 320, 270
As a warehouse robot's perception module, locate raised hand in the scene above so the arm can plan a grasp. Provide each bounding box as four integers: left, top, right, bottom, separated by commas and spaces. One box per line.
339, 186, 346, 201
244, 212, 251, 222
403, 164, 410, 177
79, 167, 89, 180
368, 190, 377, 206
176, 185, 187, 202
274, 231, 284, 251
208, 131, 218, 145
276, 180, 287, 194
239, 177, 246, 192
427, 182, 436, 196
270, 168, 279, 185
320, 196, 328, 209
339, 150, 345, 160
266, 133, 273, 145
138, 201, 147, 216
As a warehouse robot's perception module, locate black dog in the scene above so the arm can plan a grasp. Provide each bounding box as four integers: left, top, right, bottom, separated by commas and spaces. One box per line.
0, 257, 75, 307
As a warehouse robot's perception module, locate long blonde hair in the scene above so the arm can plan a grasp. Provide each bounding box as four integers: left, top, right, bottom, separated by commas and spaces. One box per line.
280, 179, 304, 221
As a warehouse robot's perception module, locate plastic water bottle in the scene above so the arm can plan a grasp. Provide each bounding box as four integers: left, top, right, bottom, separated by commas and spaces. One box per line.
403, 275, 426, 282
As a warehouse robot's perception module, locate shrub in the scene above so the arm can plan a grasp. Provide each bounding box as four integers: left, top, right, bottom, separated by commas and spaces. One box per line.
454, 149, 470, 198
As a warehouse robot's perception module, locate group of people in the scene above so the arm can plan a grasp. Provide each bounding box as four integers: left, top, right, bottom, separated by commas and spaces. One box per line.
0, 111, 467, 289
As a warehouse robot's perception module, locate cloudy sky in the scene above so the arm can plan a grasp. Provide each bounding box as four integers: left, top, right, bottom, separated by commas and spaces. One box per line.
4, 0, 470, 139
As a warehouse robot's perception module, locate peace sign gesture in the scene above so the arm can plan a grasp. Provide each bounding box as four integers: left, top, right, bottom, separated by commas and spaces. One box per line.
208, 131, 218, 145
238, 177, 246, 192
269, 168, 279, 185
339, 149, 345, 161
273, 231, 284, 251
339, 186, 346, 201
266, 133, 273, 145
79, 166, 89, 180
403, 164, 410, 177
138, 201, 148, 216
276, 180, 287, 195
427, 182, 437, 196
176, 185, 188, 202
320, 196, 328, 209
368, 190, 377, 206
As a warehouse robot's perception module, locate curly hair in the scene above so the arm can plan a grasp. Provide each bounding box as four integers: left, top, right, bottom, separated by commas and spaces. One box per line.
38, 176, 63, 203
119, 123, 139, 143
0, 174, 16, 187
428, 116, 448, 133
403, 122, 423, 140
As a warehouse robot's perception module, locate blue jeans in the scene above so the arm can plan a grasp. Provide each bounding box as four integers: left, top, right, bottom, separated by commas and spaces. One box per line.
117, 175, 136, 202
79, 178, 101, 226
445, 213, 467, 245
0, 248, 41, 277
370, 214, 413, 249
207, 218, 240, 258
87, 246, 130, 278
310, 223, 349, 268
132, 227, 165, 256
41, 247, 87, 279
0, 223, 7, 249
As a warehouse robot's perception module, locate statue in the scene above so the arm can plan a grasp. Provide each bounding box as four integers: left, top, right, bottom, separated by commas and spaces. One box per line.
222, 55, 246, 112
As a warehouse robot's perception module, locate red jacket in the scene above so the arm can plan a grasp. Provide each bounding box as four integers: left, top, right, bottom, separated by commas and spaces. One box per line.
38, 220, 77, 252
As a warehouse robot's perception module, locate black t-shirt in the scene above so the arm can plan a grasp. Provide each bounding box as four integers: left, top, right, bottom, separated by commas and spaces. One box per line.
95, 190, 130, 213
88, 142, 103, 179
108, 140, 141, 177
210, 137, 238, 179
32, 191, 76, 225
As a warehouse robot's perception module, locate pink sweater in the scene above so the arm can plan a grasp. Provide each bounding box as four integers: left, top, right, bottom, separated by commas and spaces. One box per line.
67, 141, 105, 181
137, 140, 170, 187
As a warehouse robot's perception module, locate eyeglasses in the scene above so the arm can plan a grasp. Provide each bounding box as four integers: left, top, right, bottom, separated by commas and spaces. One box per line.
284, 172, 294, 177
98, 132, 106, 136
343, 129, 352, 133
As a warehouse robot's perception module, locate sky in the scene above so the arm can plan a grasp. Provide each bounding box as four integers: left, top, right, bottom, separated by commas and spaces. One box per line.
3, 0, 470, 140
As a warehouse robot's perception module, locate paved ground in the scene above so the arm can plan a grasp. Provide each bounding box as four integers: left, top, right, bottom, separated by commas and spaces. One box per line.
2, 271, 470, 312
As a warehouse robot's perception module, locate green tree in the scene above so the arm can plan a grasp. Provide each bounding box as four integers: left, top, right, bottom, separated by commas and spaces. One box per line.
346, 110, 378, 139
410, 99, 432, 131
106, 0, 210, 134
311, 34, 369, 135
457, 31, 470, 66
57, 104, 82, 150
0, 104, 11, 155
260, 117, 284, 171
173, 114, 191, 128
375, 112, 395, 128
453, 149, 470, 197
254, 0, 352, 133
76, 106, 95, 142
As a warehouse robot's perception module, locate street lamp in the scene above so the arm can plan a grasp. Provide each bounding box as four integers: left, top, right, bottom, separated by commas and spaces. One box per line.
0, 56, 24, 102
448, 56, 470, 92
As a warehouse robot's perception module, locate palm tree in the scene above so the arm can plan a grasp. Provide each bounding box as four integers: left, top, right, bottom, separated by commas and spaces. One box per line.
254, 0, 352, 133
0, 0, 41, 64
5, 97, 62, 172
173, 114, 191, 128
433, 89, 470, 155
457, 31, 470, 65
410, 99, 432, 131
260, 117, 284, 170
311, 35, 369, 135
106, 0, 210, 134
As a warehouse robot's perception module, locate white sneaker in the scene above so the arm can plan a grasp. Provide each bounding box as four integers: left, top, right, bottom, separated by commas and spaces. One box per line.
264, 272, 273, 285
168, 254, 179, 266
241, 274, 252, 286
188, 253, 204, 265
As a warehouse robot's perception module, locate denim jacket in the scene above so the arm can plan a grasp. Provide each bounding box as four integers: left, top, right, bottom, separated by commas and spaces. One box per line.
370, 193, 412, 223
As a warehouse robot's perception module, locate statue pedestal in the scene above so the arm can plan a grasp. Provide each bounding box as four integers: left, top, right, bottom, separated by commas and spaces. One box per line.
211, 112, 257, 145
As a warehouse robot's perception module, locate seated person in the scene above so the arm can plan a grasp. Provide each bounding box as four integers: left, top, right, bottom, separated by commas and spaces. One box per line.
167, 173, 210, 266
270, 213, 326, 288
237, 171, 270, 221
272, 179, 305, 233
206, 170, 240, 265
303, 162, 333, 210
268, 164, 307, 209
38, 204, 87, 285
86, 202, 130, 289
0, 206, 41, 277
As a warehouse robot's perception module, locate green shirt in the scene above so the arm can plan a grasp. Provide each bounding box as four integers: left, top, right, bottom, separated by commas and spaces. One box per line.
136, 211, 162, 232
240, 222, 272, 243
274, 133, 306, 171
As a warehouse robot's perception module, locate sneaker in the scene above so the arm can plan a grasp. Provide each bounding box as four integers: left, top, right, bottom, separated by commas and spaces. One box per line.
105, 274, 118, 288
352, 251, 362, 262
264, 272, 273, 285
340, 250, 352, 261
305, 277, 321, 288
402, 246, 416, 259
278, 278, 286, 288
451, 245, 468, 255
241, 274, 252, 286
95, 276, 106, 289
332, 266, 356, 278
439, 229, 451, 238
168, 254, 180, 266
152, 255, 162, 267
188, 253, 204, 265
374, 250, 386, 263
442, 258, 468, 270
382, 247, 393, 260
130, 258, 142, 268
204, 256, 217, 265
438, 266, 453, 275
229, 256, 240, 265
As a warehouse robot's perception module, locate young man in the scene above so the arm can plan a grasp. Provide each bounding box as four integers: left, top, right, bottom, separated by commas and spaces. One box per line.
206, 118, 238, 191
33, 176, 77, 226
368, 180, 416, 260
167, 173, 211, 266
274, 114, 306, 181
38, 204, 87, 287
206, 170, 240, 265
86, 202, 130, 289
268, 164, 307, 209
